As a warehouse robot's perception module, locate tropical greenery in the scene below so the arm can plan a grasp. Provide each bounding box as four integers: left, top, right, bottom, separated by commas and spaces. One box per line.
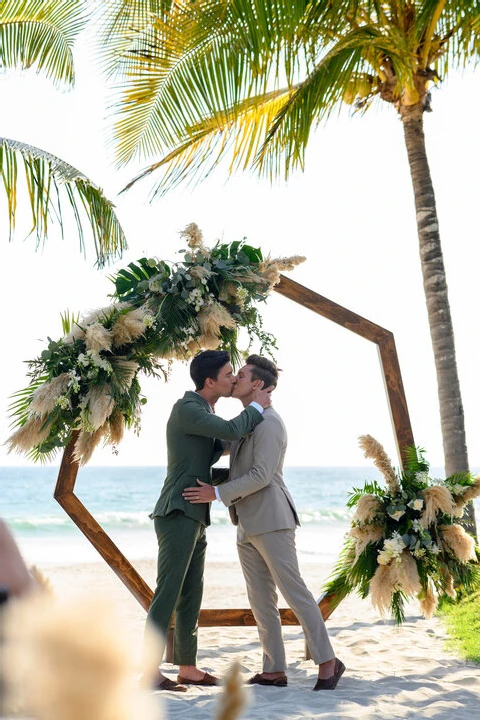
6, 223, 304, 465
100, 0, 480, 532
323, 435, 480, 623
0, 0, 126, 266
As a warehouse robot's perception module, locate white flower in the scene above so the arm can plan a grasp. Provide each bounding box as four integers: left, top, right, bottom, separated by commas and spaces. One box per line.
55, 395, 70, 410
143, 314, 155, 328
68, 371, 81, 393
412, 519, 423, 532
429, 543, 440, 555
388, 510, 405, 521
77, 353, 90, 367
408, 498, 424, 511
87, 350, 112, 374
377, 532, 406, 566
413, 547, 426, 558
415, 471, 430, 484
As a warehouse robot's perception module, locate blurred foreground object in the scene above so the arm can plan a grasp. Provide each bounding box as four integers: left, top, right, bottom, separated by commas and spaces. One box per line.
3, 595, 161, 720
0, 519, 35, 599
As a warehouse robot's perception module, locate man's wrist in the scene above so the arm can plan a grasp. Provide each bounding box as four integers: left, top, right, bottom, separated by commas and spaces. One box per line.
249, 401, 264, 414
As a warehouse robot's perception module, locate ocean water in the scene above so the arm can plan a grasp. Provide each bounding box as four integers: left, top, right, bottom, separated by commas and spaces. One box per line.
2, 466, 478, 567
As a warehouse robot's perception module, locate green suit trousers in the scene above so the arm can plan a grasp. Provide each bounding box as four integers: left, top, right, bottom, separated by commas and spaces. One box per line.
146, 511, 206, 665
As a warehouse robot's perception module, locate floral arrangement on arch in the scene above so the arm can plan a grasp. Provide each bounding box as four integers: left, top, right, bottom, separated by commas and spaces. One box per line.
324, 435, 480, 623
6, 223, 304, 465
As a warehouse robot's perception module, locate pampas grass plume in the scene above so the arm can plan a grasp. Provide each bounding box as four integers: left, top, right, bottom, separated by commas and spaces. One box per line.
82, 304, 123, 326
85, 322, 112, 353
419, 580, 438, 619
4, 596, 160, 720
354, 494, 384, 524
439, 523, 477, 562
197, 334, 221, 350
199, 302, 236, 337
181, 222, 209, 256
370, 563, 395, 616
215, 661, 246, 720
462, 476, 480, 503
358, 435, 399, 493
73, 426, 105, 465
421, 486, 456, 527
390, 551, 422, 596
87, 385, 114, 430
349, 524, 384, 560
30, 373, 71, 417
63, 323, 86, 344
6, 415, 52, 454
108, 409, 125, 446
111, 308, 148, 347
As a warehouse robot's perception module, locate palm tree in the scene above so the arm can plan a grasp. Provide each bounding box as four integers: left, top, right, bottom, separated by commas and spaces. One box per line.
0, 0, 127, 266
102, 0, 479, 535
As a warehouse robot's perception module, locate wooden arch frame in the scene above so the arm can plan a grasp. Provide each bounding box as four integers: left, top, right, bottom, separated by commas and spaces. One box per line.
54, 275, 414, 645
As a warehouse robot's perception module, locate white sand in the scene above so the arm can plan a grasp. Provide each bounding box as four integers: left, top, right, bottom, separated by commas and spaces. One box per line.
36, 556, 480, 720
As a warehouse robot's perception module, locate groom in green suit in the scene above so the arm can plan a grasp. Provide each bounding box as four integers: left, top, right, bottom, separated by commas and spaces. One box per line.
143, 350, 272, 691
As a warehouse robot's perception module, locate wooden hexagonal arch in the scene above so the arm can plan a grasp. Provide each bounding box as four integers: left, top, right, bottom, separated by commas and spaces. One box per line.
54, 275, 414, 655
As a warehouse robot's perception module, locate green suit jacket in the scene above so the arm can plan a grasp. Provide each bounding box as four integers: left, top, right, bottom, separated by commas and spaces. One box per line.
152, 391, 263, 526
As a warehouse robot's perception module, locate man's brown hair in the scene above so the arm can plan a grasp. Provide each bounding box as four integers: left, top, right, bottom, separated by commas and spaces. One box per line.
246, 354, 279, 389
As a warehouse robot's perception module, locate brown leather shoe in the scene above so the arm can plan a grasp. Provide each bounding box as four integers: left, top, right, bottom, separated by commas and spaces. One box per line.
177, 671, 219, 686
313, 658, 345, 691
249, 673, 288, 687
140, 674, 188, 692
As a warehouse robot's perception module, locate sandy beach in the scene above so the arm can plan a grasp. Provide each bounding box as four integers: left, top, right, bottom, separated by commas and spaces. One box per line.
32, 555, 480, 720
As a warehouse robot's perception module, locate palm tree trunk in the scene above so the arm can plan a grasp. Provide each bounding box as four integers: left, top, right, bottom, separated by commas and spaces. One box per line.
400, 104, 477, 540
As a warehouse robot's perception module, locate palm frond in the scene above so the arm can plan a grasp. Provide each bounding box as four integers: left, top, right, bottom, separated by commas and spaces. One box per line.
60, 310, 81, 337
0, 0, 86, 87
8, 375, 49, 428
94, 0, 170, 78
109, 0, 315, 165
0, 138, 127, 267
105, 0, 480, 193
347, 479, 385, 507
120, 88, 293, 195
403, 444, 428, 473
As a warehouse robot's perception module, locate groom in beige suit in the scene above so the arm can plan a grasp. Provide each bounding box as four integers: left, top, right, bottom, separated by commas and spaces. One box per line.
183, 355, 345, 691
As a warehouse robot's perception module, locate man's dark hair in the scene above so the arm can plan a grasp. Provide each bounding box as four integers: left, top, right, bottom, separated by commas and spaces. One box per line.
246, 354, 279, 389
190, 350, 231, 390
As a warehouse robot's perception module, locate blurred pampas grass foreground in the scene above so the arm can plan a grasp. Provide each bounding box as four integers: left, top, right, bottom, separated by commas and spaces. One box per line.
3, 595, 161, 720
2, 592, 248, 720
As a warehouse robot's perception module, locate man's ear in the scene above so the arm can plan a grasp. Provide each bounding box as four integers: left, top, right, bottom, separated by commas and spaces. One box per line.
205, 377, 215, 389
251, 379, 262, 391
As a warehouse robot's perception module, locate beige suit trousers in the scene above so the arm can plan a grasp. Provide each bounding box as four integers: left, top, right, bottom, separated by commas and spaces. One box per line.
237, 527, 335, 672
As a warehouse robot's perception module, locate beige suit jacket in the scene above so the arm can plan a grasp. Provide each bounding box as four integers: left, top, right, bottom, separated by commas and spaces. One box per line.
218, 407, 299, 536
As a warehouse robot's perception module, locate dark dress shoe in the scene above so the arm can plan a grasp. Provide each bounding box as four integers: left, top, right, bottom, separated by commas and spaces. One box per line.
140, 674, 188, 692
177, 671, 219, 686
313, 658, 345, 691
249, 673, 288, 687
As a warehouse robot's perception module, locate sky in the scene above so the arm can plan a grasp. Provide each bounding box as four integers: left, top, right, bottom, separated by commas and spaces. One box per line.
0, 35, 479, 471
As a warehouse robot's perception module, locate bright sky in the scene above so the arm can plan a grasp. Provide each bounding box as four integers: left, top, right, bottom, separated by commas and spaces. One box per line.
0, 38, 479, 470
